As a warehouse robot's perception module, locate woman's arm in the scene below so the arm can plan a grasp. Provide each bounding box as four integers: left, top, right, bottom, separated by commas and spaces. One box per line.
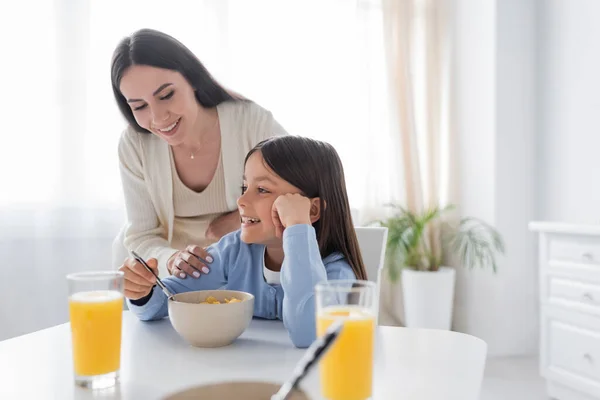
272, 118, 288, 137
126, 234, 233, 321
118, 130, 178, 276
205, 209, 241, 242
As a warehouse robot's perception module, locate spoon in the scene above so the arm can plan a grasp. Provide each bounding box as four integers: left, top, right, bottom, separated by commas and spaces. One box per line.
130, 250, 174, 300
271, 320, 344, 400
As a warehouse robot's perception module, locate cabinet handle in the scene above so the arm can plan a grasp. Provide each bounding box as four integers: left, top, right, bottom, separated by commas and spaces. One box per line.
583, 353, 594, 363
581, 252, 594, 262
582, 292, 596, 303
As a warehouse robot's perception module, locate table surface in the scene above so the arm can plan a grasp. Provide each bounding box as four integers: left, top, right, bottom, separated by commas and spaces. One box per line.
0, 311, 486, 400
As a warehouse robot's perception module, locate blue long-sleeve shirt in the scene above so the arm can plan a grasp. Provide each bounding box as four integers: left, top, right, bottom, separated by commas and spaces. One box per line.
127, 224, 356, 347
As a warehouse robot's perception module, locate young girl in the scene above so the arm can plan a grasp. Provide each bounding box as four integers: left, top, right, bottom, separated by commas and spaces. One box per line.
120, 136, 367, 348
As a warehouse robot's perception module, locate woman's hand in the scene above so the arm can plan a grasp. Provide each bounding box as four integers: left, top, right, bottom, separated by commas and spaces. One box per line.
167, 245, 213, 279
118, 258, 158, 300
205, 210, 241, 242
271, 194, 312, 238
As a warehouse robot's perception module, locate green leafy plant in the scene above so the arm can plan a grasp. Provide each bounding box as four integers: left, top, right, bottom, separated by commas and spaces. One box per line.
374, 204, 505, 281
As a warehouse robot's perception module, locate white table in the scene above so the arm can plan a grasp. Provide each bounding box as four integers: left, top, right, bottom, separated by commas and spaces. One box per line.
0, 312, 487, 400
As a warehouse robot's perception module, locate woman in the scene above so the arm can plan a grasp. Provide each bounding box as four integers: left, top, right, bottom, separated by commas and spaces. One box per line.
110, 28, 287, 278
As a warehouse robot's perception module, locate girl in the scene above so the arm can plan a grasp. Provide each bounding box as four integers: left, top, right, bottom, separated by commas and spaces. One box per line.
120, 136, 367, 348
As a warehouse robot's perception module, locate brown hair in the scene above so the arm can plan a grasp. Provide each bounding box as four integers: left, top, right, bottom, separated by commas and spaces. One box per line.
111, 28, 240, 134
245, 136, 367, 281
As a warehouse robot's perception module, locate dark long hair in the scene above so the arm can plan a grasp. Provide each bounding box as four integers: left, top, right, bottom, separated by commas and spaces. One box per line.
245, 136, 367, 281
110, 28, 236, 134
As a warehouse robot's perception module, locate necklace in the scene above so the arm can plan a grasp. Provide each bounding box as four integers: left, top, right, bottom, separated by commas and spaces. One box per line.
190, 116, 220, 160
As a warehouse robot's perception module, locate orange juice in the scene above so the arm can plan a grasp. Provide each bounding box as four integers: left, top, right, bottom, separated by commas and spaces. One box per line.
317, 306, 375, 400
69, 290, 123, 376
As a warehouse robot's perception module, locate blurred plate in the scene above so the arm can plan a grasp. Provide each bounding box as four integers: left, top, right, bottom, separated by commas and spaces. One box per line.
163, 381, 310, 400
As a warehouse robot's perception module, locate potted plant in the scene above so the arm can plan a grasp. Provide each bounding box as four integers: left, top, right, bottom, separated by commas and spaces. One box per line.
375, 205, 505, 330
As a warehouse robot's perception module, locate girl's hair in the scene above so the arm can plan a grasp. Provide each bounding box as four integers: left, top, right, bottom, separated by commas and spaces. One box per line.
245, 136, 367, 281
110, 28, 238, 134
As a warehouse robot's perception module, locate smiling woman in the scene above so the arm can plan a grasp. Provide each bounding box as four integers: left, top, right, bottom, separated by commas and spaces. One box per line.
110, 28, 288, 278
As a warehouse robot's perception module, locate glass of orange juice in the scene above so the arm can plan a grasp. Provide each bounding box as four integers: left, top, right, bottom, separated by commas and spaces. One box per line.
315, 280, 376, 400
67, 271, 124, 389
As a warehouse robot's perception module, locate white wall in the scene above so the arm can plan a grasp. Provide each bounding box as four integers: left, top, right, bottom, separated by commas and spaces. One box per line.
454, 0, 600, 356
452, 0, 538, 356
0, 208, 123, 341
493, 0, 538, 356
536, 0, 600, 224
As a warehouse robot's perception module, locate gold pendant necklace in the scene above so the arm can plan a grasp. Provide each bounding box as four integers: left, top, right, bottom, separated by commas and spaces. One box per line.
190, 116, 219, 160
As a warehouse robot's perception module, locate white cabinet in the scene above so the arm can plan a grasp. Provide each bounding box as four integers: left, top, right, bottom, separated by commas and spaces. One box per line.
531, 222, 600, 400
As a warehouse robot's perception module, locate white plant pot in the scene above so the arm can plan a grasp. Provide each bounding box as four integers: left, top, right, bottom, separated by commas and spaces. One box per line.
401, 267, 456, 330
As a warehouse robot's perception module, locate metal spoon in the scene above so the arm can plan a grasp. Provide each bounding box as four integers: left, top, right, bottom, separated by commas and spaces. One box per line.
130, 250, 174, 300
271, 320, 344, 400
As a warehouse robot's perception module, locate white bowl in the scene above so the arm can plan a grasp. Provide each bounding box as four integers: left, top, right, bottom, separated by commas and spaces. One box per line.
168, 290, 254, 348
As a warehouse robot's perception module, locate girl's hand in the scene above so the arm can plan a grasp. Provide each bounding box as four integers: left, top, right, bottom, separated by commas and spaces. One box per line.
167, 245, 213, 279
118, 257, 158, 300
271, 194, 312, 238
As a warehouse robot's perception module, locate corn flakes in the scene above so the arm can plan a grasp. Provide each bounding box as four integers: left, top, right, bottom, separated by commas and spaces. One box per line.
199, 296, 242, 304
